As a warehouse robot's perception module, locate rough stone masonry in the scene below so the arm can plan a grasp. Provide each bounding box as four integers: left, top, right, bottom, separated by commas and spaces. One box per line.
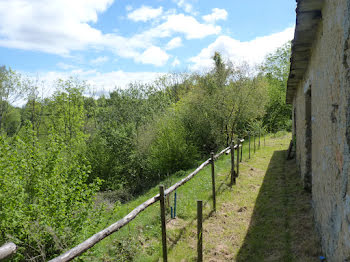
287, 0, 350, 260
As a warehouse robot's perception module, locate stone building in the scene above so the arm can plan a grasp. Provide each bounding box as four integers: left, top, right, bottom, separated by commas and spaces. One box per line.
287, 0, 350, 260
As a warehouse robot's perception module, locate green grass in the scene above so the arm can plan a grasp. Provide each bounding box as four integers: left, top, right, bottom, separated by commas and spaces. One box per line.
70, 134, 320, 261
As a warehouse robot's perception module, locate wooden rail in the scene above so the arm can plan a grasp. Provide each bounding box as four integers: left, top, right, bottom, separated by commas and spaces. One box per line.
50, 140, 248, 262
0, 242, 17, 260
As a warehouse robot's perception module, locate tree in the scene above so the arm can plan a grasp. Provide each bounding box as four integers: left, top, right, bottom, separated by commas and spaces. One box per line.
261, 42, 291, 82
260, 42, 292, 132
0, 66, 24, 131
46, 78, 86, 144
85, 82, 173, 192
2, 107, 21, 136
147, 107, 198, 177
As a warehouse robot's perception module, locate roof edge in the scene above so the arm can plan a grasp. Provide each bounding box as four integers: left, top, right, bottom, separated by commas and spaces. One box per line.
286, 0, 325, 104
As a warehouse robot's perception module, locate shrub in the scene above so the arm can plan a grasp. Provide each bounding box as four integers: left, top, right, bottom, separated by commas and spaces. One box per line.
0, 127, 100, 261
148, 111, 198, 177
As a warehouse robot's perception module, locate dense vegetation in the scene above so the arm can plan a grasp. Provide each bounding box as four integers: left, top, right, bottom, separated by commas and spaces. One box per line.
0, 42, 291, 261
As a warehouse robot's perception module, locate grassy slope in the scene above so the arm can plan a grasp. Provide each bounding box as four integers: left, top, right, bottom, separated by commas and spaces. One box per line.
76, 133, 320, 261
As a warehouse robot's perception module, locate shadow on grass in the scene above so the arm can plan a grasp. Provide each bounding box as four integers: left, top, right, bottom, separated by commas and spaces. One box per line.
236, 150, 293, 262
236, 150, 319, 262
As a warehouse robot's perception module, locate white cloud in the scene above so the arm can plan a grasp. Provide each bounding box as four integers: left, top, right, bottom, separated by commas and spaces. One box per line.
57, 62, 77, 70
102, 34, 146, 59
173, 0, 194, 13
189, 27, 294, 71
162, 14, 221, 39
87, 70, 165, 93
0, 0, 113, 55
0, 0, 220, 67
102, 12, 220, 63
202, 8, 228, 23
106, 14, 219, 60
27, 69, 166, 96
104, 13, 219, 63
135, 46, 170, 66
90, 56, 109, 64
146, 14, 221, 40
127, 6, 163, 22
166, 37, 182, 50
171, 57, 181, 67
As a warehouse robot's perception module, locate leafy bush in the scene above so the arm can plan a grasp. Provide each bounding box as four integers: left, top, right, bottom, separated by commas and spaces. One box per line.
272, 130, 288, 138
148, 110, 198, 177
0, 126, 100, 261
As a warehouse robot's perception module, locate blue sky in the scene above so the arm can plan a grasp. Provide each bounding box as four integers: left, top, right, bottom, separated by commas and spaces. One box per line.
0, 0, 296, 93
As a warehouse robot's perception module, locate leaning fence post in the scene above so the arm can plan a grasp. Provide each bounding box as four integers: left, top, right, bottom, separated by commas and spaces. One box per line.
236, 140, 240, 177
159, 185, 168, 262
249, 135, 251, 159
230, 142, 235, 186
210, 152, 216, 212
197, 200, 203, 262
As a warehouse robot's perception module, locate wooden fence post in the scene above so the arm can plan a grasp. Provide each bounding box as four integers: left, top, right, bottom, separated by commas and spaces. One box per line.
254, 135, 256, 153
230, 142, 235, 186
210, 152, 216, 212
236, 141, 240, 177
240, 141, 243, 162
197, 200, 203, 262
249, 135, 251, 159
159, 185, 168, 262
174, 191, 177, 218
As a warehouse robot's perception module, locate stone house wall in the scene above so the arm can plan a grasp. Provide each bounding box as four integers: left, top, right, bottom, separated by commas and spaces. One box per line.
292, 0, 350, 260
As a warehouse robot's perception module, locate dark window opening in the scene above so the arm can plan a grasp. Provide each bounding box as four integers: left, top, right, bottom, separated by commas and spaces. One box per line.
304, 86, 312, 192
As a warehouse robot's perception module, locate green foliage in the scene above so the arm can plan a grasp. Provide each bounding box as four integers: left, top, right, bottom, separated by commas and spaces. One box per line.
261, 42, 291, 82
149, 109, 198, 176
2, 107, 21, 135
84, 83, 174, 193
46, 78, 87, 144
0, 125, 100, 260
0, 66, 25, 132
272, 130, 289, 138
0, 46, 294, 260
176, 87, 223, 152
261, 42, 292, 132
173, 59, 267, 153
21, 99, 44, 135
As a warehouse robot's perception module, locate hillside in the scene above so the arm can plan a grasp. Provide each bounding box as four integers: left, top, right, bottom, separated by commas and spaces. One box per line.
1, 43, 295, 261
72, 133, 320, 261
